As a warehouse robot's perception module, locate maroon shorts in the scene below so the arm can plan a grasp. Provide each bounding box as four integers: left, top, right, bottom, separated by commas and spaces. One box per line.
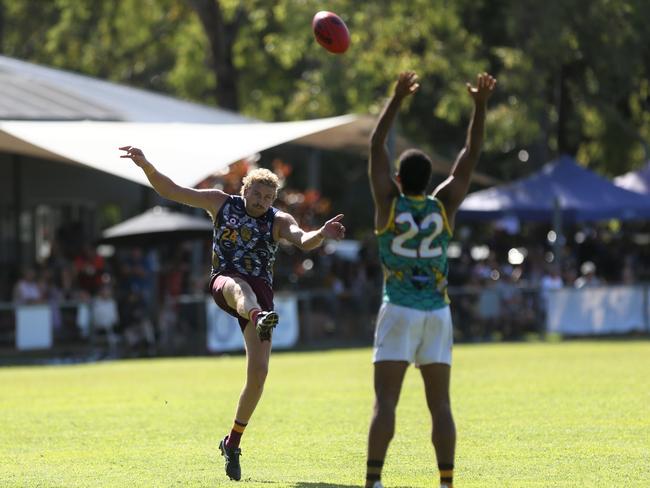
209, 272, 274, 331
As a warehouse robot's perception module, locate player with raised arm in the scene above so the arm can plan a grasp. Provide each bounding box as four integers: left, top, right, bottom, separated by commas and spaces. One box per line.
120, 146, 345, 481
364, 71, 496, 488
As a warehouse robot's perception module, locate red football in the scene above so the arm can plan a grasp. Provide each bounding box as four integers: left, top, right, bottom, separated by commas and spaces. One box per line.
312, 11, 350, 54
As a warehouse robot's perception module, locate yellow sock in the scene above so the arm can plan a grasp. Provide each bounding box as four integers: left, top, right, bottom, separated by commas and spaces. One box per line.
365, 459, 383, 487
439, 463, 453, 487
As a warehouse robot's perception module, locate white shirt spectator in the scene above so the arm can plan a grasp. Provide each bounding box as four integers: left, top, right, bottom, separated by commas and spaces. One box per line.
574, 261, 601, 289
13, 269, 43, 304
541, 274, 563, 290
92, 295, 119, 331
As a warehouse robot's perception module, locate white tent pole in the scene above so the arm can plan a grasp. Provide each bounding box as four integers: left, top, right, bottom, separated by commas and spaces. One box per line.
553, 197, 563, 269
307, 149, 321, 191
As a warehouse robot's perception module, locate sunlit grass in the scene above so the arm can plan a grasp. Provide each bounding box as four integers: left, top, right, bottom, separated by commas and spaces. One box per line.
1, 341, 649, 487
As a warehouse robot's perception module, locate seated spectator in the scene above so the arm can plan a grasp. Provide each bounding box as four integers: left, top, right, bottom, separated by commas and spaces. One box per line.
13, 268, 44, 304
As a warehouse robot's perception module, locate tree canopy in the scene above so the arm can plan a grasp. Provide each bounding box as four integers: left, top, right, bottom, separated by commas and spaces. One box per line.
1, 0, 648, 178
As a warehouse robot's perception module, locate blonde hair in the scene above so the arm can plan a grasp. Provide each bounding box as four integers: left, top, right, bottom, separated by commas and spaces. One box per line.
240, 168, 280, 197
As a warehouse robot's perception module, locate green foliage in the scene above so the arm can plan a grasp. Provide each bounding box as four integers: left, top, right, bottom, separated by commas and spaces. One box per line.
0, 342, 649, 486
1, 0, 649, 176
2, 0, 198, 95
496, 0, 650, 173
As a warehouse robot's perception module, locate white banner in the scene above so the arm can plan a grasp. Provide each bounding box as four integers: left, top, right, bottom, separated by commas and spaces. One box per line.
206, 293, 299, 352
546, 286, 647, 335
16, 305, 52, 350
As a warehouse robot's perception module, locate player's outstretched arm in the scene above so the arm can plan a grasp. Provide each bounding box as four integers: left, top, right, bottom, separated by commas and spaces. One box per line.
369, 72, 419, 221
275, 212, 345, 251
119, 145, 228, 219
434, 73, 497, 226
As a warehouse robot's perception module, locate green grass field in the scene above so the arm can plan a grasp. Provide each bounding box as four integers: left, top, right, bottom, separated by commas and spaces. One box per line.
1, 341, 649, 487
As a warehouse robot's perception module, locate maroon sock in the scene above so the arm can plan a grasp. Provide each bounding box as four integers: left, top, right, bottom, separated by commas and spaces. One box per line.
248, 308, 261, 325
225, 420, 247, 449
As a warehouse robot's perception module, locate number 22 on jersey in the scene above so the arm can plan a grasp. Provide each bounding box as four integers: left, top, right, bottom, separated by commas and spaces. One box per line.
390, 212, 444, 258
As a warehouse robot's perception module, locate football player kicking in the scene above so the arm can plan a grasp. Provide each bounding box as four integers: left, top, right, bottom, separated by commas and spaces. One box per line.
120, 146, 345, 480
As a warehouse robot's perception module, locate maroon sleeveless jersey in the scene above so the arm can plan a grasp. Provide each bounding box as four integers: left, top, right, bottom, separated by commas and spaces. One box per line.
210, 195, 279, 284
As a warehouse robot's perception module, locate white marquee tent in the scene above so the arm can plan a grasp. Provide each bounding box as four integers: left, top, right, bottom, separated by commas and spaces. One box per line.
0, 115, 366, 187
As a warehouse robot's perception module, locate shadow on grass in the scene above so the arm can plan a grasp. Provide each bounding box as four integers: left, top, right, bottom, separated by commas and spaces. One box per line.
291, 484, 360, 488
291, 484, 411, 488
242, 482, 359, 487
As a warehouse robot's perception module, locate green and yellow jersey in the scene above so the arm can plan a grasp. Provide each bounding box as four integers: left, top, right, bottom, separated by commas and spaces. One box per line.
376, 194, 452, 311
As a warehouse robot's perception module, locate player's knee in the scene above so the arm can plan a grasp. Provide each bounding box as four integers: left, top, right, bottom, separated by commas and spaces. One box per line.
429, 398, 452, 419
374, 397, 398, 417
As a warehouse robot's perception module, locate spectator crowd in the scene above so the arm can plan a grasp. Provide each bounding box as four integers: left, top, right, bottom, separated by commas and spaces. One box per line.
6, 159, 650, 355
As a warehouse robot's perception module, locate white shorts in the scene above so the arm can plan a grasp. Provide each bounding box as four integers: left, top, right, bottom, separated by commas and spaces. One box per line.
373, 302, 453, 366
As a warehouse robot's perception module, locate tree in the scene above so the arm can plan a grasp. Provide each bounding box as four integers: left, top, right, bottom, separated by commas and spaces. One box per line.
187, 0, 242, 111
1, 0, 649, 177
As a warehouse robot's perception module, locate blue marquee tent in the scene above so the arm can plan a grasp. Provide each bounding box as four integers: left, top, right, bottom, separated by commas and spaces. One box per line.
457, 155, 650, 222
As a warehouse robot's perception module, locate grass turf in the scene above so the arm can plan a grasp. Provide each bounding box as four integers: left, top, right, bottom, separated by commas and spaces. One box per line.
1, 340, 649, 487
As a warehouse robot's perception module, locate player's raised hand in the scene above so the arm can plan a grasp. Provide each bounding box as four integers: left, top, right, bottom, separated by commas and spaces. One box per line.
394, 71, 419, 100
467, 72, 497, 104
119, 145, 148, 167
320, 214, 346, 241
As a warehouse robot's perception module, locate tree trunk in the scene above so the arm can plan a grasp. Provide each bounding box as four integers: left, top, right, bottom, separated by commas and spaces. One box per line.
557, 63, 580, 157
188, 0, 242, 111
556, 65, 570, 156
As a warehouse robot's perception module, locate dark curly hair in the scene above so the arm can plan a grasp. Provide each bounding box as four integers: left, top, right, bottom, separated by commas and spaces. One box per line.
397, 149, 432, 194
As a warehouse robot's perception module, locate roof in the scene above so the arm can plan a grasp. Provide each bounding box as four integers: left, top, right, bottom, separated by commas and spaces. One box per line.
0, 55, 252, 123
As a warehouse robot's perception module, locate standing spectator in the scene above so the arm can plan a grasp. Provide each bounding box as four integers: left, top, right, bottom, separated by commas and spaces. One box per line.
73, 245, 105, 295
621, 255, 637, 285
476, 277, 500, 340
121, 287, 156, 357
574, 261, 601, 288
540, 265, 564, 308
121, 247, 155, 311
540, 265, 564, 293
39, 269, 64, 339
92, 285, 121, 357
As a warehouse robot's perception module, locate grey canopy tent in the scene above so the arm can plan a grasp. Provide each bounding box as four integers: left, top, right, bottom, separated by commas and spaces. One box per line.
99, 206, 212, 246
